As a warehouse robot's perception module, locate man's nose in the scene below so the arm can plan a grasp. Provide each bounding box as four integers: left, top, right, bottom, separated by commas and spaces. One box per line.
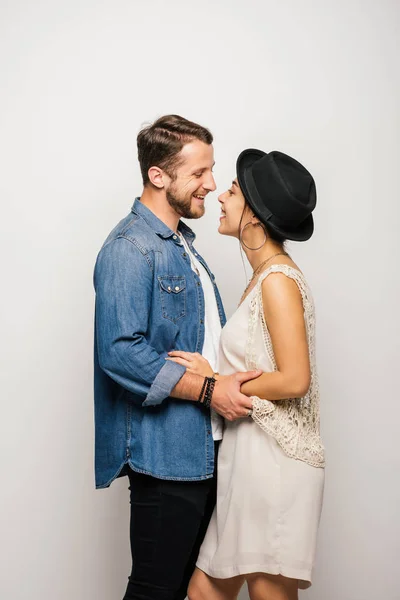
204, 172, 217, 192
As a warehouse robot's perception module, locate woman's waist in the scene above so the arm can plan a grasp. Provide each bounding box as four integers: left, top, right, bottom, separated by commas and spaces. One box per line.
218, 352, 274, 376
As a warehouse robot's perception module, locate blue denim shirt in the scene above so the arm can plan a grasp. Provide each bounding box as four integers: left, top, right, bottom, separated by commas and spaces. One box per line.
93, 198, 226, 488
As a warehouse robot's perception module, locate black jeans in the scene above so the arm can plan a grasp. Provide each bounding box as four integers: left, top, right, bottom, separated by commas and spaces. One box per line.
122, 456, 217, 600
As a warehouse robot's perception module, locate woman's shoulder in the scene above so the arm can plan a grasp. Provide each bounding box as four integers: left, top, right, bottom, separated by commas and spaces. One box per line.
258, 258, 305, 286
259, 261, 312, 310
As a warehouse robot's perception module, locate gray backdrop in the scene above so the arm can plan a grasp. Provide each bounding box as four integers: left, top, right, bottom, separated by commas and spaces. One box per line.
1, 1, 399, 599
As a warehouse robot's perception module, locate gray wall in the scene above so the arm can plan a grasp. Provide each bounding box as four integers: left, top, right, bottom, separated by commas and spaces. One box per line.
1, 1, 399, 599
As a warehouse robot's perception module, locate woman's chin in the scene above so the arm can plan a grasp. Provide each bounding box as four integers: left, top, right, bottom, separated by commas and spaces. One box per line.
218, 220, 234, 237
218, 222, 227, 235
218, 217, 227, 230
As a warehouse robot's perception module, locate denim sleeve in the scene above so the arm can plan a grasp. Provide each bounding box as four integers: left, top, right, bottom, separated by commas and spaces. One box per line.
94, 237, 186, 406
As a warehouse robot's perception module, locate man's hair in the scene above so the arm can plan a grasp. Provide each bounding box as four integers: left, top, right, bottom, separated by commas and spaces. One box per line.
137, 114, 213, 185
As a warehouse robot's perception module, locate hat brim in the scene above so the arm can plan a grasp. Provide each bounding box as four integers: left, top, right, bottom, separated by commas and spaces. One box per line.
236, 148, 314, 242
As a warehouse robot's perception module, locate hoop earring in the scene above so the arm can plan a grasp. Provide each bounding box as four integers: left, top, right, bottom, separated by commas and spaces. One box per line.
239, 222, 267, 251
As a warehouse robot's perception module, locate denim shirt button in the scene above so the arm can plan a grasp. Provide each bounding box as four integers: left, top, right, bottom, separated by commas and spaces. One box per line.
200, 319, 204, 324
173, 235, 177, 240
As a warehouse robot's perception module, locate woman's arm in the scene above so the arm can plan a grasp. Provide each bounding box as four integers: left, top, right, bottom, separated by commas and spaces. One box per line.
240, 273, 311, 400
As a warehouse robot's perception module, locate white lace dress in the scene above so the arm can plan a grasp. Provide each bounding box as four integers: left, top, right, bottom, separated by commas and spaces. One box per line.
196, 265, 325, 588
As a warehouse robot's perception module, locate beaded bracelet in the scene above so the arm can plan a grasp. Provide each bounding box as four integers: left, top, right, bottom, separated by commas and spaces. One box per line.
203, 377, 216, 408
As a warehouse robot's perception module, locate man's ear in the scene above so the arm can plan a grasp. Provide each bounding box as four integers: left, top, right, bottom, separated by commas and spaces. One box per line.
148, 166, 167, 189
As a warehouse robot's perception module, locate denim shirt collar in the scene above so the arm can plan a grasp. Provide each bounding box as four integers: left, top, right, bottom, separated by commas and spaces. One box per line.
131, 198, 196, 242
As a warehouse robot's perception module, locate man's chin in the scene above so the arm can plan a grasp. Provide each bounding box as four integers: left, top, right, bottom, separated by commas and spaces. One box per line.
181, 206, 205, 220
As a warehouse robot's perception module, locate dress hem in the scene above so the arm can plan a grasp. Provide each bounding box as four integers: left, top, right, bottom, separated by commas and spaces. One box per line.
195, 558, 312, 589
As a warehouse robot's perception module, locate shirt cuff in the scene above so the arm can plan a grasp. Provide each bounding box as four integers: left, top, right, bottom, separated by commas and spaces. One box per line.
142, 359, 187, 406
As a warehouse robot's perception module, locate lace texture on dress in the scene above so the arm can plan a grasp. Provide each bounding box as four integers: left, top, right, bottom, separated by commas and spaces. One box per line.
245, 264, 325, 468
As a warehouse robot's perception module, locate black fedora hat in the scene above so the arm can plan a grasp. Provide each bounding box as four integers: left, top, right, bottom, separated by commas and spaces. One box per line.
236, 149, 316, 242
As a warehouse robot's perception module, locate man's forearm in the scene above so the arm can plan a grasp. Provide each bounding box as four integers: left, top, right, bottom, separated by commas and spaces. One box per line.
171, 369, 260, 421
170, 371, 204, 402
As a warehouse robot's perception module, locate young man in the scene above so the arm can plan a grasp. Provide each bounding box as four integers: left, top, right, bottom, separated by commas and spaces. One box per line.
93, 115, 257, 600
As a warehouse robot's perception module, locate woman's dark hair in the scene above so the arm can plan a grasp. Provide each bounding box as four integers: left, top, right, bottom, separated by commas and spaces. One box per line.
238, 206, 287, 245
137, 114, 213, 185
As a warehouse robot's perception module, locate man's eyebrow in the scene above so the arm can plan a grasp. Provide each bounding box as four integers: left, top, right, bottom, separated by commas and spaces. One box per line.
232, 180, 238, 187
193, 162, 216, 172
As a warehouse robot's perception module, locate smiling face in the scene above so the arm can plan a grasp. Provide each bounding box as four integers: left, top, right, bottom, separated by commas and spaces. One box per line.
218, 178, 252, 237
164, 140, 216, 219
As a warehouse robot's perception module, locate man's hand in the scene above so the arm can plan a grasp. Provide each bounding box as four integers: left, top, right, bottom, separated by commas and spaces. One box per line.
211, 370, 262, 421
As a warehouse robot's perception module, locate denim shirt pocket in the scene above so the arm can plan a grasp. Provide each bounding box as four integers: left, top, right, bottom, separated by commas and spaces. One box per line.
158, 276, 187, 323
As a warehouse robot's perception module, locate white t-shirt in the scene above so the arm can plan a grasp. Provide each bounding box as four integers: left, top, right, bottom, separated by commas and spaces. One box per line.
179, 233, 224, 440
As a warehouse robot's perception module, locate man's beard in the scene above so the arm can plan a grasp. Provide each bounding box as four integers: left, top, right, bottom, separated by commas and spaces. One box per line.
166, 185, 205, 220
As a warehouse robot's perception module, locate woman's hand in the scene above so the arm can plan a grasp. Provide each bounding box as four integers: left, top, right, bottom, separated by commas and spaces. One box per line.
166, 351, 214, 378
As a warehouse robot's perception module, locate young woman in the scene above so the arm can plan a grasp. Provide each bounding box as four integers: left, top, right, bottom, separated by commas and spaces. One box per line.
168, 149, 325, 600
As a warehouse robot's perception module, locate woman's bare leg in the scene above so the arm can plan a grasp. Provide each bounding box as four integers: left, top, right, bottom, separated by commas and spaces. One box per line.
187, 567, 245, 600
246, 573, 299, 600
